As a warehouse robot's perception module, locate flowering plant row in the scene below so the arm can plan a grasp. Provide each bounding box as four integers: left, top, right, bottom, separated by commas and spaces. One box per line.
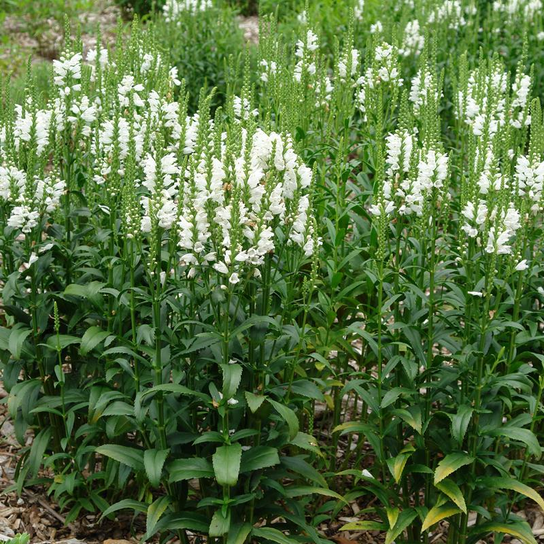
1, 0, 544, 543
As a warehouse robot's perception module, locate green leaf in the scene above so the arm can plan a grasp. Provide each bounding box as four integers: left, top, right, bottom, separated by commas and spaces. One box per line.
488, 427, 541, 458
421, 503, 461, 532
213, 443, 242, 486
80, 326, 110, 356
472, 521, 537, 544
100, 499, 148, 519
386, 450, 413, 484
222, 363, 243, 399
392, 407, 422, 434
385, 508, 418, 544
290, 432, 323, 457
149, 512, 209, 536
451, 405, 473, 446
144, 449, 169, 488
29, 428, 52, 477
386, 507, 399, 529
268, 399, 299, 440
139, 383, 210, 402
146, 496, 171, 538
482, 477, 544, 511
282, 456, 328, 488
95, 444, 144, 470
381, 387, 413, 408
290, 380, 324, 400
435, 479, 467, 513
245, 391, 266, 413
45, 335, 81, 350
64, 282, 105, 298
209, 509, 231, 537
229, 315, 277, 339
168, 458, 214, 482
240, 446, 279, 473
283, 486, 347, 503
228, 523, 252, 544
341, 521, 387, 531
8, 326, 32, 359
252, 527, 300, 544
434, 453, 473, 484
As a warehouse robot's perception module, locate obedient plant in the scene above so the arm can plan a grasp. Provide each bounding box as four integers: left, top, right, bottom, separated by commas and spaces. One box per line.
155, 0, 245, 112
2, 0, 544, 543
0, 22, 339, 542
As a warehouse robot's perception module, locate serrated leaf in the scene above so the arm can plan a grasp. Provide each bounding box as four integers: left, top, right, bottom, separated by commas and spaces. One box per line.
213, 443, 242, 486
80, 326, 110, 356
482, 477, 544, 511
290, 379, 324, 400
8, 326, 32, 359
435, 479, 467, 513
386, 507, 399, 529
392, 407, 422, 434
46, 335, 81, 350
421, 503, 461, 532
290, 432, 323, 457
150, 512, 209, 536
222, 363, 243, 399
283, 486, 347, 503
381, 387, 413, 408
385, 508, 418, 544
488, 427, 541, 459
168, 458, 214, 482
268, 399, 299, 440
451, 405, 473, 446
96, 444, 144, 470
146, 496, 171, 538
472, 521, 537, 544
209, 509, 231, 537
240, 446, 279, 473
139, 383, 210, 403
245, 391, 266, 413
144, 449, 169, 488
386, 450, 413, 483
64, 282, 105, 298
282, 456, 328, 487
434, 453, 473, 484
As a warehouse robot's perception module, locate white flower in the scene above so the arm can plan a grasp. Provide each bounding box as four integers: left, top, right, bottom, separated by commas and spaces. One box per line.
515, 259, 529, 271
53, 52, 82, 94
370, 21, 383, 34
468, 291, 483, 297
214, 262, 229, 275
354, 0, 364, 20
26, 253, 39, 268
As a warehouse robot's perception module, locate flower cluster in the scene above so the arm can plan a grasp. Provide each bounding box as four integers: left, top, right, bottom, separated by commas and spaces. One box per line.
178, 120, 315, 285
163, 0, 213, 23
365, 42, 403, 88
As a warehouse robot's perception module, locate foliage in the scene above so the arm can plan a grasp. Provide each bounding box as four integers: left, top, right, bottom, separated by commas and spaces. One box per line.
154, 1, 247, 111
5, 535, 30, 544
2, 0, 544, 543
